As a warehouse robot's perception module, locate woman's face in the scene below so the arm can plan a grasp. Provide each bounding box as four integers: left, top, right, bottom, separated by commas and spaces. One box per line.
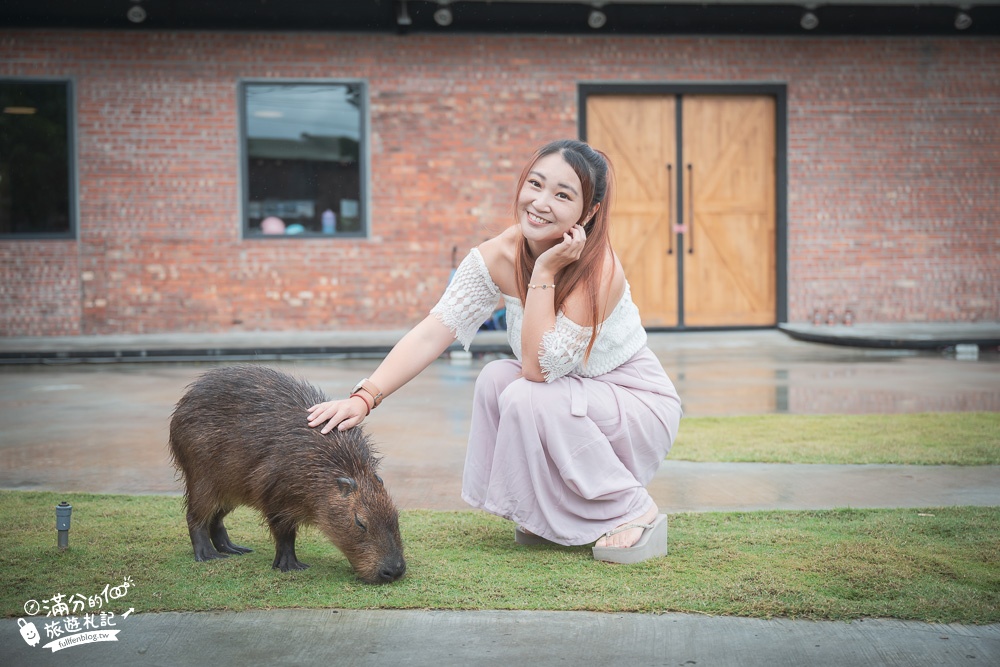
517, 152, 588, 250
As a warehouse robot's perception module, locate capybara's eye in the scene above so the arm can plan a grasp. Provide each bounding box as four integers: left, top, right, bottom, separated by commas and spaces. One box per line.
354, 514, 367, 532
375, 475, 384, 486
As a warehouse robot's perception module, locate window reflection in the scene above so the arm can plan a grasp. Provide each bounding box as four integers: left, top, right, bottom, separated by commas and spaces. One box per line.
244, 83, 365, 237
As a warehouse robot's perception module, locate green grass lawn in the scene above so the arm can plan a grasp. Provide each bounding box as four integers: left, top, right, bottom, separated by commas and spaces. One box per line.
671, 412, 1000, 465
4, 413, 997, 622
2, 491, 997, 624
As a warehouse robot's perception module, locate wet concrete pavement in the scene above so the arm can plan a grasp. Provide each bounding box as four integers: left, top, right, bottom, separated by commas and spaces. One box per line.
0, 329, 998, 509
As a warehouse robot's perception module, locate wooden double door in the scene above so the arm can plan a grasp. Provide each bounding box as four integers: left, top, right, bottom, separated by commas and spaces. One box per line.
586, 93, 778, 328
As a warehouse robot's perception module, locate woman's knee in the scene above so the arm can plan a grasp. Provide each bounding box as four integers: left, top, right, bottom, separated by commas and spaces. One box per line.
474, 359, 523, 398
498, 376, 566, 415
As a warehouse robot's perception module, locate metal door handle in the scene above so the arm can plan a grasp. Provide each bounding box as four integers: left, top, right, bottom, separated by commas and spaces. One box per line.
686, 163, 694, 254
666, 163, 673, 255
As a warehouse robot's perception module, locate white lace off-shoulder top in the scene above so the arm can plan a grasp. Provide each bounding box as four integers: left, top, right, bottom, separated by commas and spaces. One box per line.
431, 248, 647, 382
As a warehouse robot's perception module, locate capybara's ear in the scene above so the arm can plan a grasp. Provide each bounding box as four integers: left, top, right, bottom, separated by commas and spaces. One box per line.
335, 477, 358, 497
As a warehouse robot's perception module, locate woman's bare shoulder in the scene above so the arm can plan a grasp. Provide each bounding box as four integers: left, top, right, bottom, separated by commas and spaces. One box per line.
607, 250, 625, 297
478, 226, 517, 260
477, 226, 518, 294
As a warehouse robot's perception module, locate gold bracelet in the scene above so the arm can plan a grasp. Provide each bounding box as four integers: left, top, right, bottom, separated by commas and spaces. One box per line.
528, 283, 556, 290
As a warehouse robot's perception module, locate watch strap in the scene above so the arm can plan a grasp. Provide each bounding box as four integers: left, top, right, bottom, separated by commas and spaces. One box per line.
352, 378, 383, 408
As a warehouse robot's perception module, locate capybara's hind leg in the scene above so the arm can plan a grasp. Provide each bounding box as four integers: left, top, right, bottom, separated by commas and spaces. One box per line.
269, 519, 308, 572
187, 510, 228, 562
209, 509, 253, 555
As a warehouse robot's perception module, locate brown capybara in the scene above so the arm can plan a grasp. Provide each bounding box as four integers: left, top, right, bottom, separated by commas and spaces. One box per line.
168, 365, 405, 584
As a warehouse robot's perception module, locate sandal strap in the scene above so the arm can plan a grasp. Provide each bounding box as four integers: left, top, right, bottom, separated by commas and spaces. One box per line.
602, 521, 654, 539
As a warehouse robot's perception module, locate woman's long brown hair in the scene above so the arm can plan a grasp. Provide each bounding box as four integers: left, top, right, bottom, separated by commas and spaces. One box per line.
513, 140, 615, 362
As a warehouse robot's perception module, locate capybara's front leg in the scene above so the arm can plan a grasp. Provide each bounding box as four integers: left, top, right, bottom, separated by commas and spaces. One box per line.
209, 511, 253, 556
270, 523, 309, 572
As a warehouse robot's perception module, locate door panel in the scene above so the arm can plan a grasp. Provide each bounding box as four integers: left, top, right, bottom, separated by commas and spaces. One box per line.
586, 95, 678, 327
682, 95, 776, 326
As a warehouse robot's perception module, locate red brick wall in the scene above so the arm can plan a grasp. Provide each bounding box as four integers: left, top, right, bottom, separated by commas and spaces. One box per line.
1, 30, 997, 336
788, 40, 1000, 324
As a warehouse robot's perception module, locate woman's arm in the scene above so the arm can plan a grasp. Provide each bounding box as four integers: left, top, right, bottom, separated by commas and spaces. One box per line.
307, 314, 457, 433
519, 262, 558, 382
519, 224, 588, 382
521, 245, 622, 383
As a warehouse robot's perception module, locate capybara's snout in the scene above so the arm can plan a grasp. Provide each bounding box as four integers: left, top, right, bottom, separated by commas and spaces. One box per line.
376, 554, 407, 583
360, 521, 406, 583
344, 517, 407, 584
352, 548, 405, 584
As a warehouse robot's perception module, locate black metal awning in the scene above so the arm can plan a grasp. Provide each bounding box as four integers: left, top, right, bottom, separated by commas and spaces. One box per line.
1, 1, 997, 35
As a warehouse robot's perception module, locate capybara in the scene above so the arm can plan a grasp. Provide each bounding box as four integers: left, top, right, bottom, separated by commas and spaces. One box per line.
168, 365, 406, 584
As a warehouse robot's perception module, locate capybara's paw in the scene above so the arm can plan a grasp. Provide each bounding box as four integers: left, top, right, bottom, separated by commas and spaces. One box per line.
217, 543, 253, 555
194, 549, 229, 562
273, 556, 310, 572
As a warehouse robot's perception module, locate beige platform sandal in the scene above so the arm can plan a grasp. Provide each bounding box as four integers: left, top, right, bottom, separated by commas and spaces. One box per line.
592, 514, 668, 564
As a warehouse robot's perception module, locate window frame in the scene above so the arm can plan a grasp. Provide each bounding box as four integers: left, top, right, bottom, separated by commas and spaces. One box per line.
238, 78, 370, 240
0, 77, 77, 240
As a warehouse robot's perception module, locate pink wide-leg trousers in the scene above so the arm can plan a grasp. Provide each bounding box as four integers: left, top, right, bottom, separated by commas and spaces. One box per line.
461, 347, 682, 545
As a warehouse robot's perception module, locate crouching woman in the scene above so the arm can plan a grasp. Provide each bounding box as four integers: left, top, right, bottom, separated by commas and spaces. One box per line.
308, 139, 683, 562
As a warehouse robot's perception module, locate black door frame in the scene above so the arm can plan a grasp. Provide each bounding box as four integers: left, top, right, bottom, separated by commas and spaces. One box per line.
578, 83, 788, 330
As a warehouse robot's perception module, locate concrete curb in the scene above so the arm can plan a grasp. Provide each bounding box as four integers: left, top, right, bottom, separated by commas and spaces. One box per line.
5, 609, 998, 667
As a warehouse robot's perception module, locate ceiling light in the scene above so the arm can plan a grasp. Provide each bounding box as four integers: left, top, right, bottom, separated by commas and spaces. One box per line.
434, 8, 453, 27
127, 6, 147, 23
396, 1, 412, 27
588, 10, 607, 29
954, 12, 972, 30
800, 12, 819, 30
4, 106, 37, 115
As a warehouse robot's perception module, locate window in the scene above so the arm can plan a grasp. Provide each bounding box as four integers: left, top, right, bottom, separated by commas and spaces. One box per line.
242, 82, 366, 237
0, 80, 73, 237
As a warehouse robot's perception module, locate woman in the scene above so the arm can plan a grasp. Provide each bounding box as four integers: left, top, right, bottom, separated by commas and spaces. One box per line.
308, 140, 682, 563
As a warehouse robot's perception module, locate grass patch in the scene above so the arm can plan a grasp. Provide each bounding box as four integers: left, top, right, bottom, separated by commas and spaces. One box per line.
671, 412, 1000, 465
2, 491, 997, 624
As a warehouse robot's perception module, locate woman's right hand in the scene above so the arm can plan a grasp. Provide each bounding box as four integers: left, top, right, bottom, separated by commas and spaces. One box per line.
535, 223, 587, 275
307, 396, 369, 434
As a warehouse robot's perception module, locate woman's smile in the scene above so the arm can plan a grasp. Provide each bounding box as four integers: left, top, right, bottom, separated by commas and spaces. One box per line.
527, 211, 553, 226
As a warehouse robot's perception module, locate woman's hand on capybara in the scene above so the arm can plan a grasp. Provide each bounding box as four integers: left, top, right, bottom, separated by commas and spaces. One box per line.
308, 397, 367, 433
